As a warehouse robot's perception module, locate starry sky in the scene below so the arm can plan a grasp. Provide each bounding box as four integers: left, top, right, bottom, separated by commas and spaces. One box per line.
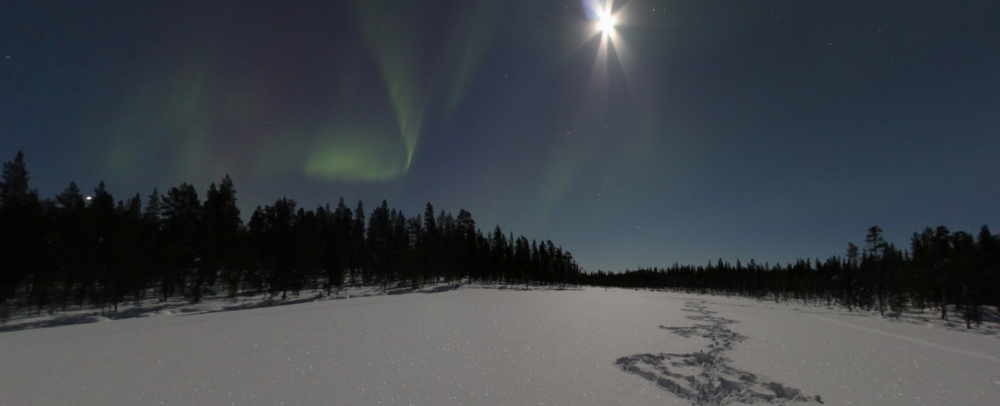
3, 0, 999, 271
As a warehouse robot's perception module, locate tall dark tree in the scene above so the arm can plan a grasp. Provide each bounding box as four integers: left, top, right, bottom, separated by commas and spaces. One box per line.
264, 197, 297, 300
367, 200, 391, 288
422, 202, 437, 284
54, 182, 86, 311
977, 225, 999, 313
456, 209, 476, 284
291, 207, 320, 295
245, 206, 267, 293
950, 231, 979, 327
160, 183, 202, 301
407, 214, 423, 287
202, 175, 243, 299
350, 201, 366, 285
0, 151, 42, 306
326, 197, 353, 293
107, 194, 143, 311
863, 226, 887, 315
931, 226, 953, 319
390, 209, 411, 287
142, 189, 166, 301
491, 225, 506, 284
85, 181, 116, 309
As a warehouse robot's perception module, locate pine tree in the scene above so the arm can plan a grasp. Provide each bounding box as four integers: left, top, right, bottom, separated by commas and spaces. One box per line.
490, 226, 505, 284
55, 182, 86, 311
391, 209, 411, 287
160, 183, 202, 301
0, 151, 42, 305
264, 197, 297, 300
863, 226, 887, 315
949, 231, 979, 328
909, 230, 932, 310
328, 197, 353, 292
530, 240, 540, 284
366, 200, 391, 288
291, 207, 319, 295
456, 209, 476, 284
843, 243, 860, 311
0, 151, 34, 209
107, 193, 143, 311
350, 201, 366, 285
85, 181, 117, 310
142, 189, 167, 301
407, 214, 423, 286
931, 226, 952, 319
422, 203, 437, 283
31, 197, 60, 313
516, 236, 530, 287
246, 206, 267, 294
203, 175, 243, 300
983, 226, 1000, 314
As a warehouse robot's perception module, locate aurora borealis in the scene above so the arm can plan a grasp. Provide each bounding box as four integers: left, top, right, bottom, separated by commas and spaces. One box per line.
3, 0, 999, 271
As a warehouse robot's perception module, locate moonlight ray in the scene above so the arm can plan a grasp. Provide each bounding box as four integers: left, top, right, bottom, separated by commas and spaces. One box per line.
580, 0, 640, 99
580, 0, 649, 113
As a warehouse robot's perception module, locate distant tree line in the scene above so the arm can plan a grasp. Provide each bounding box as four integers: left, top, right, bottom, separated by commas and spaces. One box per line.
581, 225, 999, 328
2, 150, 996, 329
0, 151, 582, 318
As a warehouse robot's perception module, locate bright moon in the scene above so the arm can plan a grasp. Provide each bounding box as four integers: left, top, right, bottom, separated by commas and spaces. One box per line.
598, 15, 615, 32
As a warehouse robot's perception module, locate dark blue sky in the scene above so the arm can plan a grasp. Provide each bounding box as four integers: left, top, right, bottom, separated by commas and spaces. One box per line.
3, 0, 998, 271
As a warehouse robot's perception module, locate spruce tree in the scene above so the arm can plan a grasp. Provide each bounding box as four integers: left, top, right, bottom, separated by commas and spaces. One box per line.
142, 189, 168, 301
55, 182, 86, 311
108, 194, 143, 311
0, 151, 41, 305
329, 197, 353, 292
366, 200, 390, 288
246, 207, 267, 293
422, 203, 437, 283
350, 201, 366, 285
950, 231, 979, 327
264, 198, 296, 299
203, 175, 243, 299
863, 226, 887, 315
85, 181, 116, 310
407, 214, 423, 286
931, 226, 952, 319
160, 183, 202, 301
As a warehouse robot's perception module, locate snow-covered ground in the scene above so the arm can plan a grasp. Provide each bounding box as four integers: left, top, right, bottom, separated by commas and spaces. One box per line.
1, 286, 997, 405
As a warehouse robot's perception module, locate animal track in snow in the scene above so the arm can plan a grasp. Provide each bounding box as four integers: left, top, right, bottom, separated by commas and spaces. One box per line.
616, 301, 822, 406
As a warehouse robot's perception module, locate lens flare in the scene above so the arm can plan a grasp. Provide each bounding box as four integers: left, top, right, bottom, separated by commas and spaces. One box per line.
598, 14, 615, 34
537, 0, 651, 215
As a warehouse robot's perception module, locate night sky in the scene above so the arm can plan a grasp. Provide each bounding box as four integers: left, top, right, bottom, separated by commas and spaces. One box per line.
3, 0, 999, 271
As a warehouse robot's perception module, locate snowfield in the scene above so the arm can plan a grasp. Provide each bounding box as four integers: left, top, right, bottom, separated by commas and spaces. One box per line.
1, 286, 998, 406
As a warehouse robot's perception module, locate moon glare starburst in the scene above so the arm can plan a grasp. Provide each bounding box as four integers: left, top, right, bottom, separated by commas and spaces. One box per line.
577, 0, 645, 108
598, 14, 616, 34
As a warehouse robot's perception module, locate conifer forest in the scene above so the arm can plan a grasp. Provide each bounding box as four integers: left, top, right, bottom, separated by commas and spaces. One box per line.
1, 151, 997, 328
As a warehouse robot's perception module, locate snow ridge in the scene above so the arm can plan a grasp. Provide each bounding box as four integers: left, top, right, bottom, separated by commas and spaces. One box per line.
616, 301, 822, 406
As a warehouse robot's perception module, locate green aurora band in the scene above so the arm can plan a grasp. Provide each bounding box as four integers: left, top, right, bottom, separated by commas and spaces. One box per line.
305, 2, 499, 182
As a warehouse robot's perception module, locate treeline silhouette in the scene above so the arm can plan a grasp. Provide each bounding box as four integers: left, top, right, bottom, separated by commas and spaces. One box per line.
2, 151, 997, 329
0, 151, 582, 319
580, 225, 999, 328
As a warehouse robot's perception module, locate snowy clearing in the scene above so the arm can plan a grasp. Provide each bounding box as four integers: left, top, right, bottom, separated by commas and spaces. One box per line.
1, 286, 998, 406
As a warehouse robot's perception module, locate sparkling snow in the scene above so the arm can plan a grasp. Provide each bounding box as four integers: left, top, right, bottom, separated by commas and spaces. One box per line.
1, 286, 997, 405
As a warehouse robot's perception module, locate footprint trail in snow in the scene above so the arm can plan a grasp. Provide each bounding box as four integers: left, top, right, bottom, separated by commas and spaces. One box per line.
616, 301, 823, 405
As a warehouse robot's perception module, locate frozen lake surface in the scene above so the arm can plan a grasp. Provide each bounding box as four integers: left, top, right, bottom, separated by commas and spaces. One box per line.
1, 285, 998, 405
